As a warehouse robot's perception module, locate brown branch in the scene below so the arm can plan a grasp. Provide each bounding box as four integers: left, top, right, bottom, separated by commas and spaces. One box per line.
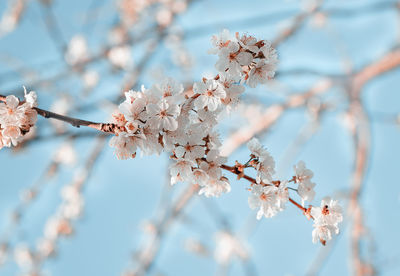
0, 94, 117, 133
220, 164, 309, 215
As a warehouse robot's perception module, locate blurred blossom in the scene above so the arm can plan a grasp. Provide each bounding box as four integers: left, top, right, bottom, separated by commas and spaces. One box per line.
108, 26, 129, 45
36, 239, 55, 258
53, 142, 77, 167
311, 12, 327, 28
83, 70, 99, 90
14, 245, 34, 269
118, 0, 150, 26
108, 46, 133, 70
0, 0, 24, 37
65, 35, 89, 66
156, 8, 173, 27
44, 216, 73, 240
214, 231, 249, 265
50, 96, 71, 133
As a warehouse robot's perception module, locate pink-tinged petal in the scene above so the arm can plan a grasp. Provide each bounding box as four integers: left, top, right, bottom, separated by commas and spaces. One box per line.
146, 103, 159, 116
162, 116, 178, 131
193, 82, 206, 94
167, 103, 180, 117
237, 52, 253, 66
174, 146, 185, 158
6, 95, 19, 109
194, 95, 207, 110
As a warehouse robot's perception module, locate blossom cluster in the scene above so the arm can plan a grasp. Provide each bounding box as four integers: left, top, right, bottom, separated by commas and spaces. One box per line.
311, 197, 343, 245
109, 29, 277, 197
0, 30, 342, 246
0, 90, 37, 149
246, 138, 342, 245
209, 29, 278, 88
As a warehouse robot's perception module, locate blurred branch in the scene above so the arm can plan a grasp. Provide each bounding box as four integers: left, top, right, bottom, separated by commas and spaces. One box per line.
131, 183, 200, 276
38, 0, 67, 56
220, 78, 333, 157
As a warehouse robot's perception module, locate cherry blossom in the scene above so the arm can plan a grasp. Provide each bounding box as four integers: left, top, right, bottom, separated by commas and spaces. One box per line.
247, 138, 275, 181
149, 77, 184, 103
215, 41, 253, 77
208, 29, 232, 54
294, 161, 316, 203
169, 158, 195, 185
311, 197, 343, 226
65, 35, 88, 65
109, 133, 138, 160
246, 59, 276, 88
198, 176, 230, 198
298, 180, 316, 204
146, 99, 180, 131
311, 197, 343, 244
193, 79, 226, 112
214, 231, 249, 265
0, 91, 37, 148
248, 184, 281, 219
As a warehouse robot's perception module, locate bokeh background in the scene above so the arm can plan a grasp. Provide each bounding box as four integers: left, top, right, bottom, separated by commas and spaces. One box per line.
0, 0, 400, 275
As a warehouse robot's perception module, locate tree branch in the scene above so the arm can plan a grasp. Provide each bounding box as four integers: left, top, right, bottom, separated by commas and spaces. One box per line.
0, 94, 117, 133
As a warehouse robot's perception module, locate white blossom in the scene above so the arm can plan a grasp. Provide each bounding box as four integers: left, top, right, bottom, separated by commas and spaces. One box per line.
119, 90, 147, 122
0, 95, 24, 126
193, 79, 226, 112
23, 88, 37, 108
236, 32, 259, 53
65, 35, 88, 65
174, 142, 205, 161
311, 197, 343, 226
0, 92, 37, 148
215, 41, 252, 77
247, 138, 275, 181
199, 176, 230, 197
109, 133, 137, 160
218, 72, 245, 108
108, 45, 133, 69
169, 158, 195, 185
312, 224, 337, 245
311, 197, 343, 244
147, 99, 180, 131
208, 29, 232, 55
298, 180, 316, 204
191, 168, 209, 186
149, 77, 184, 104
214, 231, 249, 265
246, 59, 276, 88
14, 245, 34, 269
248, 184, 280, 219
294, 160, 314, 183
294, 161, 316, 203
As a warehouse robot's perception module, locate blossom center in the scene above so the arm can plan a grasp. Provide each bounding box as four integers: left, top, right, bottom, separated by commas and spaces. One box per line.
322, 205, 330, 215
259, 193, 267, 201
160, 109, 168, 117
206, 89, 214, 97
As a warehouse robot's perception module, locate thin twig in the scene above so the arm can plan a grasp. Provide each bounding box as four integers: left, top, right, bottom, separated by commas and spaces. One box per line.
0, 94, 117, 133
